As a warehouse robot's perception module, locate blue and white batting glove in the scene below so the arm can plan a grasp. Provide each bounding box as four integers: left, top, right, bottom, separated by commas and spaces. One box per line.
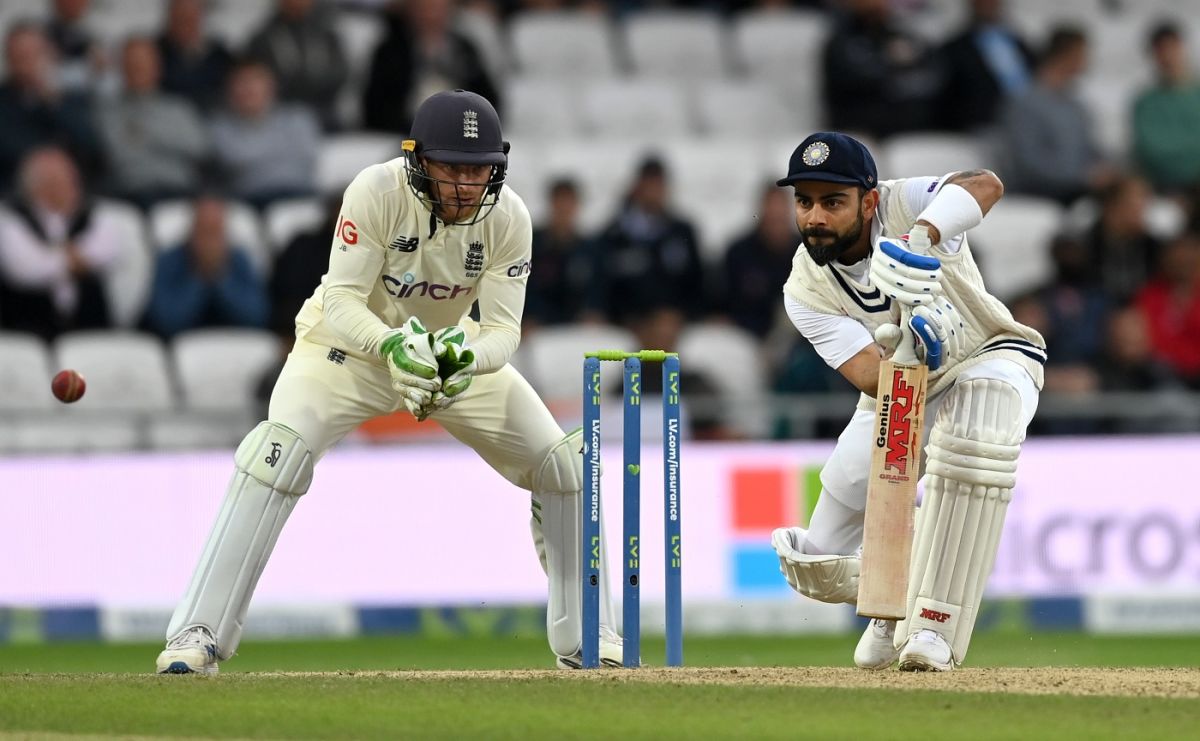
873, 296, 961, 372
869, 233, 943, 307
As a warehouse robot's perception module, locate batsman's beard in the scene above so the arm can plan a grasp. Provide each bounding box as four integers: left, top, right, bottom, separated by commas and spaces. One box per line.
802, 211, 865, 266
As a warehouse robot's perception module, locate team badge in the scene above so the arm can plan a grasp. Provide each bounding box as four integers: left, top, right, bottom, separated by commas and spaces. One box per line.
463, 110, 479, 139
802, 141, 830, 166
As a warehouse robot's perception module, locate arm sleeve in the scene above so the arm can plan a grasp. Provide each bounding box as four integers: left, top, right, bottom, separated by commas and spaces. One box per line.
784, 294, 875, 369
321, 168, 394, 356
0, 216, 69, 287
75, 212, 123, 270
471, 204, 533, 373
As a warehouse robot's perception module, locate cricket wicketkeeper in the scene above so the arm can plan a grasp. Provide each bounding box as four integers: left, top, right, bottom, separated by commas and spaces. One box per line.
156, 90, 622, 674
770, 132, 1046, 671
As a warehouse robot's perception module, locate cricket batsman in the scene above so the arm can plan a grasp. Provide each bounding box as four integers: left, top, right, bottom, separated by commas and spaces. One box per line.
770, 133, 1046, 671
156, 90, 622, 673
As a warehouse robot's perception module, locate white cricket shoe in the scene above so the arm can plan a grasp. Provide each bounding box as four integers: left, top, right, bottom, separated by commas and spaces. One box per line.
156, 626, 219, 675
555, 628, 626, 669
898, 628, 954, 672
854, 618, 900, 670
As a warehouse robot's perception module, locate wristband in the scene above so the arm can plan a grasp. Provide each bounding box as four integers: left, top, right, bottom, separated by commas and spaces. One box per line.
916, 183, 984, 244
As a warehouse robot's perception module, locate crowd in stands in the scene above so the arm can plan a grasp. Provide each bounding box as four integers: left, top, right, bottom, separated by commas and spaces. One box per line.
0, 0, 1199, 440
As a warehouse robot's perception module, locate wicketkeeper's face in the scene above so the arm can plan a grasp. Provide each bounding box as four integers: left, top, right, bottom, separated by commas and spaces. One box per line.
423, 158, 492, 224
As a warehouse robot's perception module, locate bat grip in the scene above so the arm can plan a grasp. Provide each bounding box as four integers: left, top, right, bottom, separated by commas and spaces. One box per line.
892, 231, 929, 367
893, 306, 920, 366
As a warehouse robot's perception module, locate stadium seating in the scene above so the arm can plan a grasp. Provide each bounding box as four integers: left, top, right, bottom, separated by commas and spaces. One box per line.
82, 0, 166, 45
693, 81, 799, 138
0, 331, 55, 411
623, 10, 729, 81
578, 80, 692, 140
502, 78, 582, 140
206, 0, 274, 50
96, 199, 153, 329
523, 324, 637, 401
967, 196, 1064, 301
264, 197, 326, 254
509, 11, 621, 79
172, 328, 280, 413
315, 133, 401, 196
54, 331, 175, 413
678, 323, 769, 438
880, 133, 995, 179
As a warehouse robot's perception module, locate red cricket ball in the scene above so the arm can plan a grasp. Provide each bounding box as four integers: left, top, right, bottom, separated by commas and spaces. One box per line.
51, 369, 86, 403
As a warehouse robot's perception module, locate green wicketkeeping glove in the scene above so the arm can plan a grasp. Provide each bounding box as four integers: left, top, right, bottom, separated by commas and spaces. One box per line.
431, 326, 477, 398
380, 318, 441, 417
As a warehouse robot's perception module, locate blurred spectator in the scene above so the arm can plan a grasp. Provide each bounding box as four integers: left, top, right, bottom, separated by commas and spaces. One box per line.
1132, 22, 1200, 194
721, 184, 797, 338
524, 178, 605, 329
1135, 233, 1200, 387
0, 147, 120, 340
268, 196, 338, 338
97, 38, 209, 209
362, 0, 500, 134
1037, 235, 1110, 364
158, 0, 234, 112
209, 59, 319, 209
0, 22, 104, 193
144, 195, 269, 338
1098, 305, 1181, 392
46, 0, 104, 91
999, 27, 1114, 205
1081, 175, 1162, 303
937, 0, 1033, 133
822, 0, 942, 138
246, 0, 349, 130
595, 156, 708, 327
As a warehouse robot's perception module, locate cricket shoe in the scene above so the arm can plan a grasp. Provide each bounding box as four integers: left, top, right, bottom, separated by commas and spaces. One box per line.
854, 618, 900, 670
898, 629, 954, 672
156, 626, 219, 675
555, 628, 625, 669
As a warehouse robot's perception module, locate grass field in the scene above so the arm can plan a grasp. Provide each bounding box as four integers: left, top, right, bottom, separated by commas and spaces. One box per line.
1, 634, 1197, 740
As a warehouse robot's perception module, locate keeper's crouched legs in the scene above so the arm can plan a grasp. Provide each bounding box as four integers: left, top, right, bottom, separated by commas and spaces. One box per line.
160, 421, 313, 669
529, 428, 621, 667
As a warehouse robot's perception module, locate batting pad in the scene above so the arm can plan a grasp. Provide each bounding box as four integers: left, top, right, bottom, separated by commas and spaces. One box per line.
533, 429, 616, 657
896, 379, 1022, 664
167, 421, 313, 660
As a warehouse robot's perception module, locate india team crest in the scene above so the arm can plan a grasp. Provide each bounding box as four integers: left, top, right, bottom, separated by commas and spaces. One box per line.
803, 141, 830, 166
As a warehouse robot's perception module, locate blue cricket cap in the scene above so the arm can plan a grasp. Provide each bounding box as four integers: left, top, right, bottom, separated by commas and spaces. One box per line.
776, 132, 878, 190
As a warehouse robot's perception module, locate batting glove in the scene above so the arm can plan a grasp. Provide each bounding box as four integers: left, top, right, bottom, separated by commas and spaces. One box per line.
869, 230, 943, 307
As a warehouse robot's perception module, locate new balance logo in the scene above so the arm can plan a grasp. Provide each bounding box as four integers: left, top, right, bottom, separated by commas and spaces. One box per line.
919, 608, 951, 623
389, 235, 419, 253
463, 110, 479, 138
327, 348, 347, 365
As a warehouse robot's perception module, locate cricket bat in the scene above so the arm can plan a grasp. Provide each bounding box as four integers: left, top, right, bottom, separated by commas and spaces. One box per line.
857, 319, 928, 620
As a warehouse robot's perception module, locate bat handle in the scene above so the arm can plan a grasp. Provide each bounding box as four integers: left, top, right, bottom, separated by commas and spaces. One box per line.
893, 306, 920, 366
892, 230, 930, 367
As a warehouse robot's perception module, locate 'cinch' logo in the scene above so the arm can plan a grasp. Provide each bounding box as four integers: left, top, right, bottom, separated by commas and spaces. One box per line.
382, 273, 473, 300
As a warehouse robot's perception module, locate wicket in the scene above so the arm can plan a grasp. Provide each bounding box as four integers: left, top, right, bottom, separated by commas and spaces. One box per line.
581, 350, 683, 669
